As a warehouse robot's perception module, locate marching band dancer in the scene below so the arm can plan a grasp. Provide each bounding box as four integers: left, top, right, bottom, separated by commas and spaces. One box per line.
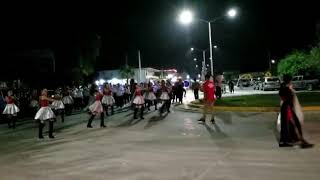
159, 80, 171, 115
102, 85, 115, 116
87, 90, 106, 128
145, 82, 157, 111
51, 91, 65, 123
62, 88, 74, 115
2, 90, 20, 129
35, 89, 56, 139
132, 84, 145, 119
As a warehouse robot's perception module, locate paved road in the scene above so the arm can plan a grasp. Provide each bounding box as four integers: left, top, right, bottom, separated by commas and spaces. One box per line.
0, 107, 319, 180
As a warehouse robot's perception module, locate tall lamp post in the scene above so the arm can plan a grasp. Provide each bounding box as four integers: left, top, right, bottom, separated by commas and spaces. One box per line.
179, 8, 238, 75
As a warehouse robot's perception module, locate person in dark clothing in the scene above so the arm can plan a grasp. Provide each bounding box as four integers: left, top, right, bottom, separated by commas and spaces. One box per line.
192, 78, 200, 100
278, 74, 313, 148
176, 79, 186, 104
228, 81, 234, 94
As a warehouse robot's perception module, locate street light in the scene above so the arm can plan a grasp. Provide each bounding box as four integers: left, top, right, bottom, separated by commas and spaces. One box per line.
271, 59, 276, 64
214, 45, 218, 49
190, 47, 194, 51
179, 8, 238, 75
179, 9, 193, 25
193, 58, 197, 61
227, 8, 237, 18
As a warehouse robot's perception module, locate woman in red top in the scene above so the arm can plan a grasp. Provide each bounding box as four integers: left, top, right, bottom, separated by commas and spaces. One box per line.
34, 89, 56, 139
198, 74, 216, 124
2, 90, 20, 128
132, 84, 145, 119
87, 90, 106, 128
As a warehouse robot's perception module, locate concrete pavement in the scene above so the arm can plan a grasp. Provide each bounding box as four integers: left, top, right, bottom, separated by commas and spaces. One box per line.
0, 107, 319, 180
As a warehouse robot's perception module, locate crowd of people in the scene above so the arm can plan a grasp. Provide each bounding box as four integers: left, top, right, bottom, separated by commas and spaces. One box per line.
0, 74, 314, 149
0, 78, 189, 139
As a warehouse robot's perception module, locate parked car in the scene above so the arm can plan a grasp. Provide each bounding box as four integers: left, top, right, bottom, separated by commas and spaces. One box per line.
237, 79, 251, 87
291, 75, 319, 91
259, 77, 281, 91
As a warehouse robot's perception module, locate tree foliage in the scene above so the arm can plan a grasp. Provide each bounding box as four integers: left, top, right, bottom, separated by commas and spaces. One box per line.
119, 65, 135, 83
277, 47, 320, 76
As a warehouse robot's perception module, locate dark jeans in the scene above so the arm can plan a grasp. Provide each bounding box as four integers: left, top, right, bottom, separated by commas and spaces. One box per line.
147, 100, 158, 110
194, 89, 199, 99
115, 96, 124, 108
160, 100, 171, 114
103, 105, 114, 116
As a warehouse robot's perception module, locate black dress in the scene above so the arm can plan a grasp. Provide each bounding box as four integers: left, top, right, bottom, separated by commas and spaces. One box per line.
279, 84, 303, 144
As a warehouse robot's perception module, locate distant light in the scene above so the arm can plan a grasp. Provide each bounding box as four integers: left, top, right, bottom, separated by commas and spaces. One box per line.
167, 74, 174, 79
179, 9, 193, 25
172, 76, 178, 82
196, 65, 198, 68
193, 58, 197, 61
271, 59, 276, 64
186, 75, 190, 79
206, 64, 209, 67
190, 47, 194, 51
95, 80, 99, 86
213, 45, 217, 49
99, 79, 105, 85
227, 8, 237, 18
198, 74, 201, 78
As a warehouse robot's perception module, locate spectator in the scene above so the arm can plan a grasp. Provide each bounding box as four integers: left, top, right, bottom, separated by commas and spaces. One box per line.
192, 78, 200, 100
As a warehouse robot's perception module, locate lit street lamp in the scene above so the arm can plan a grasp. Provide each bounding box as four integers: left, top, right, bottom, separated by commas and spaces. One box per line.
179, 8, 238, 75
193, 58, 197, 61
271, 59, 276, 64
190, 47, 194, 51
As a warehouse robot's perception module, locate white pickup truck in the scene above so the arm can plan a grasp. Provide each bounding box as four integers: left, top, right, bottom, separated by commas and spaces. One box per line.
292, 75, 319, 91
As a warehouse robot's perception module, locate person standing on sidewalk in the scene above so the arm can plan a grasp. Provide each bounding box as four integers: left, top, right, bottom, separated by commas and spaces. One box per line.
198, 74, 216, 124
278, 74, 313, 148
35, 89, 56, 139
228, 80, 234, 94
192, 78, 200, 100
176, 79, 186, 104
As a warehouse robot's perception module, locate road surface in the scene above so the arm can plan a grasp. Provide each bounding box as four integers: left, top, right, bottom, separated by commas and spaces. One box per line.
0, 107, 319, 179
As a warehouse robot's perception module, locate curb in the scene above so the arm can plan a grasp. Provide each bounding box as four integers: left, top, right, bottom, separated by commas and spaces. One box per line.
176, 104, 320, 113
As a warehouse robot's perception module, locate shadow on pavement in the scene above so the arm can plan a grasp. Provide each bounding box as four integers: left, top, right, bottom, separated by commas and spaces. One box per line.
202, 122, 228, 139
144, 113, 168, 129
217, 112, 233, 125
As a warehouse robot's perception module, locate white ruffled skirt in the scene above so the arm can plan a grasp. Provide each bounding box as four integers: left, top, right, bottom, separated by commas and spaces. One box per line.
51, 100, 65, 110
2, 104, 20, 115
133, 96, 145, 105
62, 96, 73, 104
160, 92, 170, 100
145, 92, 157, 100
89, 101, 104, 114
35, 107, 55, 121
102, 95, 115, 105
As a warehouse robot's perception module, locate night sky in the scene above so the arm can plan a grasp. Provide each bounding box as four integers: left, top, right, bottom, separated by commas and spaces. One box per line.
1, 0, 319, 76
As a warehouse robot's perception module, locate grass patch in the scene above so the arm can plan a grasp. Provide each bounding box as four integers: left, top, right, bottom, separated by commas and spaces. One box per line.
194, 92, 320, 107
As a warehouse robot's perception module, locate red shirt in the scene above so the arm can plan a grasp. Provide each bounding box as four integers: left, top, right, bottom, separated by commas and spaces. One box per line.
95, 93, 103, 101
135, 89, 142, 96
40, 99, 49, 107
5, 96, 14, 104
203, 80, 215, 101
